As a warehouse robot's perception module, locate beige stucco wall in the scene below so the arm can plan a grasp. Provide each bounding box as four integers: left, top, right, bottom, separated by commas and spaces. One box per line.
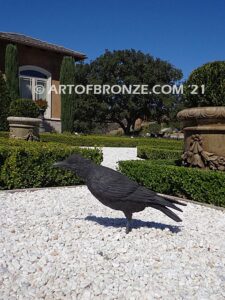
51, 79, 61, 119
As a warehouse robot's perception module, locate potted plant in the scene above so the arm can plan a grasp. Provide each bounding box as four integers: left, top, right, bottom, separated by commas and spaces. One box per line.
7, 98, 41, 140
34, 99, 48, 133
177, 61, 225, 171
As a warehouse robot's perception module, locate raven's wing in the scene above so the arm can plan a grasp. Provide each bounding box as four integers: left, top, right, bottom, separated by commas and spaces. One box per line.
87, 165, 139, 201
87, 165, 183, 211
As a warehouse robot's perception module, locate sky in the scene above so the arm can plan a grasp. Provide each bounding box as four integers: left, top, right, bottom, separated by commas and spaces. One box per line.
0, 0, 225, 79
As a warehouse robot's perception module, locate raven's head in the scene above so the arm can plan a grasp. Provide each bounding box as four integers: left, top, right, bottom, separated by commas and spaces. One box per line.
53, 154, 93, 179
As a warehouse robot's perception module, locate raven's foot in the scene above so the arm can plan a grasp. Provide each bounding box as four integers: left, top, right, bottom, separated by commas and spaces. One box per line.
124, 211, 133, 234
126, 220, 132, 234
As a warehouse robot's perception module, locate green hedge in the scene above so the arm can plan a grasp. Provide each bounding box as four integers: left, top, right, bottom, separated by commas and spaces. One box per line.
40, 133, 183, 148
0, 138, 102, 190
118, 160, 225, 207
137, 146, 182, 160
0, 132, 9, 138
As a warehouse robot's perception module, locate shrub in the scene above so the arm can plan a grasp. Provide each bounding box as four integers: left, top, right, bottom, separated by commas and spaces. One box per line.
162, 121, 181, 131
137, 146, 182, 160
184, 61, 225, 107
0, 138, 102, 189
107, 128, 124, 136
5, 44, 19, 100
118, 160, 225, 207
0, 71, 11, 131
40, 133, 183, 148
0, 132, 9, 138
9, 98, 39, 118
148, 123, 161, 134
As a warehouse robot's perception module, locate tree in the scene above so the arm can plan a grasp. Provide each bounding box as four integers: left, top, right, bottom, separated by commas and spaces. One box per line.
5, 44, 19, 100
75, 49, 182, 135
60, 56, 76, 132
184, 61, 225, 107
73, 63, 108, 133
0, 71, 11, 131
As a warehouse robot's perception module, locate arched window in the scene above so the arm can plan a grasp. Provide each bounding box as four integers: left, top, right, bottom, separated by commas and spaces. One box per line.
19, 66, 51, 118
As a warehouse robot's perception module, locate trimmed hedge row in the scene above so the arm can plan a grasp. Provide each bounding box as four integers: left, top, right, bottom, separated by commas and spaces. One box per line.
0, 139, 102, 190
0, 132, 9, 139
40, 133, 183, 149
118, 160, 225, 207
137, 146, 182, 160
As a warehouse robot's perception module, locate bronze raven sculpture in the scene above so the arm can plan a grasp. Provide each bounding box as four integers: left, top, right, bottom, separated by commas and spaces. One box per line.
54, 154, 186, 233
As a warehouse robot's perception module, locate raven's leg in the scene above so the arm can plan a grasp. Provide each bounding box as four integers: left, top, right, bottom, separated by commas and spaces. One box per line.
124, 211, 133, 234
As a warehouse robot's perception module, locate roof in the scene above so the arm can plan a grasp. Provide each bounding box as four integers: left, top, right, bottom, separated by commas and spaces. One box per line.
0, 32, 86, 60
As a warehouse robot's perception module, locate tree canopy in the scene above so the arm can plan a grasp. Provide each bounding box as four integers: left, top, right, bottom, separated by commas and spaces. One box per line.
74, 49, 183, 134
184, 61, 225, 107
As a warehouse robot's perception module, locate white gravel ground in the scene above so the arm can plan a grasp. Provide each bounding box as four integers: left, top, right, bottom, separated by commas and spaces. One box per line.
0, 147, 225, 300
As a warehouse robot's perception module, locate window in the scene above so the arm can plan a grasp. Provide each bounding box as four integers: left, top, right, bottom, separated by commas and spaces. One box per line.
19, 71, 47, 101
20, 70, 47, 79
19, 66, 51, 118
20, 77, 32, 99
19, 76, 48, 100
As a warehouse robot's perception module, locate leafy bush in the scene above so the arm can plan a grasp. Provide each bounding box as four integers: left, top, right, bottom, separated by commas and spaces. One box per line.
118, 160, 225, 207
137, 146, 182, 160
170, 121, 181, 130
107, 128, 124, 136
0, 132, 8, 138
139, 122, 160, 135
9, 98, 39, 118
40, 133, 183, 148
161, 121, 181, 131
0, 138, 102, 189
148, 123, 161, 134
184, 61, 225, 107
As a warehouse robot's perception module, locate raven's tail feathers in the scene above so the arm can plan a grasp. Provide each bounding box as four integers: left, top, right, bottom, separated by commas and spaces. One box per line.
150, 204, 183, 222
158, 205, 182, 222
153, 195, 186, 212
161, 196, 187, 207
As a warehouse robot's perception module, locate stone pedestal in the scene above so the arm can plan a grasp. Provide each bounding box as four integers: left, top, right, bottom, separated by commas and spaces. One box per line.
7, 117, 41, 141
39, 109, 46, 133
177, 107, 225, 171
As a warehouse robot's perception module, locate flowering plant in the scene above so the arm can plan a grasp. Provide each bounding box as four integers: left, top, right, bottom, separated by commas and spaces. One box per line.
35, 99, 48, 110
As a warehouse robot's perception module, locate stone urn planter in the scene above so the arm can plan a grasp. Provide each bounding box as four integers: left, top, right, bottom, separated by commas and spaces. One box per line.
177, 107, 225, 171
7, 117, 41, 141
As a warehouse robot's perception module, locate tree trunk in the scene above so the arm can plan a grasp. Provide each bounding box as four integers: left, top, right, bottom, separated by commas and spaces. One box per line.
114, 118, 133, 135
131, 119, 136, 131
124, 119, 132, 135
